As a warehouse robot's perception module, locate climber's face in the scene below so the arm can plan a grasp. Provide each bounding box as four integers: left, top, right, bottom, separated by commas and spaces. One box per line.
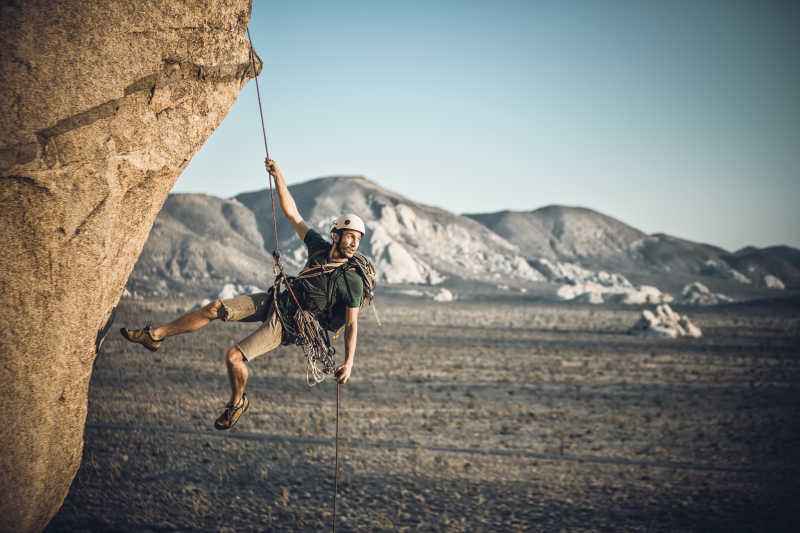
333, 229, 362, 259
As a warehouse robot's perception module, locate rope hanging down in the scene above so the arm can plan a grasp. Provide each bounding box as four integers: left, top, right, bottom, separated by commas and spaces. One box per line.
333, 382, 341, 533
246, 27, 278, 252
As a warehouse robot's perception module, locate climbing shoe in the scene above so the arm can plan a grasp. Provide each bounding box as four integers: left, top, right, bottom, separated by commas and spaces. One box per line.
119, 324, 162, 352
214, 394, 250, 431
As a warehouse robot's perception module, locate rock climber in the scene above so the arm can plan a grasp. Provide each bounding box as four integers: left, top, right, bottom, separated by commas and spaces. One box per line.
120, 159, 373, 430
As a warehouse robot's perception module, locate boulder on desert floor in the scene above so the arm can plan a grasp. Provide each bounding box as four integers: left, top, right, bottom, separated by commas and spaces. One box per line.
433, 288, 456, 302
629, 304, 702, 338
681, 282, 733, 305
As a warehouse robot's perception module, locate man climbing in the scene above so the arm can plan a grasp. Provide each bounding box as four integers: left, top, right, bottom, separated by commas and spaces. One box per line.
120, 159, 374, 430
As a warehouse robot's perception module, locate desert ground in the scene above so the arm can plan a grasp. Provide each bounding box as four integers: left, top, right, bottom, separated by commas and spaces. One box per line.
48, 295, 800, 532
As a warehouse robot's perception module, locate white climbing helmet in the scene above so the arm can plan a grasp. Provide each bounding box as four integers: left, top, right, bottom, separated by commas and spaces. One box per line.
331, 213, 366, 236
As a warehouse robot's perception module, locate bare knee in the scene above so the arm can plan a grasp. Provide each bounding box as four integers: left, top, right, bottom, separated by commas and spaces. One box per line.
201, 299, 224, 320
225, 346, 245, 366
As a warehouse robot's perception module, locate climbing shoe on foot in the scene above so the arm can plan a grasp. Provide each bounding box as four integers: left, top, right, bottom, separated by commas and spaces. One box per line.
119, 324, 162, 352
214, 394, 250, 430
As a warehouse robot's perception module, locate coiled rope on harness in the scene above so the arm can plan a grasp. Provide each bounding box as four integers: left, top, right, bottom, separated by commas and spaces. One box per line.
246, 27, 343, 533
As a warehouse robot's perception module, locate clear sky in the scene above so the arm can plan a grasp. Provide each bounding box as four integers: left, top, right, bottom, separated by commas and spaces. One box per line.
176, 0, 799, 252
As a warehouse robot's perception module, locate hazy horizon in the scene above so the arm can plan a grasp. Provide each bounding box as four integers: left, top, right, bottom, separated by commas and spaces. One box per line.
175, 1, 799, 252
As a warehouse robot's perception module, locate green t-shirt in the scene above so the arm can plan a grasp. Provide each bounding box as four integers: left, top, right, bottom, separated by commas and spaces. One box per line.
286, 229, 364, 331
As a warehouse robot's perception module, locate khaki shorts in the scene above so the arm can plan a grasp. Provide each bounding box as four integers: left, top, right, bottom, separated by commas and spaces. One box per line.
220, 293, 284, 362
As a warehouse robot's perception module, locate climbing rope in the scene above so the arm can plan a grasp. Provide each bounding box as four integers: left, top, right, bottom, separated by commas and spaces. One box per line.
269, 274, 337, 387
246, 27, 344, 531
246, 27, 339, 387
246, 27, 279, 252
333, 382, 341, 533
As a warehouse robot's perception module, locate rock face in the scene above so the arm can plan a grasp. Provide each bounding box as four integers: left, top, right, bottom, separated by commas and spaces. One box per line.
0, 2, 255, 531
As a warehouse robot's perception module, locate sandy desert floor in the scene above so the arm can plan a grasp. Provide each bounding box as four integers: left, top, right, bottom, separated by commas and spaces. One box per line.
48, 296, 800, 532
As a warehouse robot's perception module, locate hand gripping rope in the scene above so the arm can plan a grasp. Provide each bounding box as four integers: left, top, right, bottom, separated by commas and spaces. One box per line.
245, 27, 343, 532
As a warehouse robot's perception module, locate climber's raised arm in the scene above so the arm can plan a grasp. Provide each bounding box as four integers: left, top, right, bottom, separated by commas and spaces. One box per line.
266, 159, 309, 241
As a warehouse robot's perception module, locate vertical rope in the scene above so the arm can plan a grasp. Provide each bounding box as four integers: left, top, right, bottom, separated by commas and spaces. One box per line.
245, 26, 280, 255
332, 382, 341, 532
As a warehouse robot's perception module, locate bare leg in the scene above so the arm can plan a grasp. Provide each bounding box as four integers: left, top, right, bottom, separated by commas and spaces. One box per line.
225, 346, 249, 405
151, 300, 223, 340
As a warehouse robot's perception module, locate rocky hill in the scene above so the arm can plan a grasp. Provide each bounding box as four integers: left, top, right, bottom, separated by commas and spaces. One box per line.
465, 206, 647, 266
237, 176, 541, 285
128, 194, 272, 296
129, 177, 800, 299
467, 208, 800, 289
131, 176, 543, 295
725, 245, 800, 288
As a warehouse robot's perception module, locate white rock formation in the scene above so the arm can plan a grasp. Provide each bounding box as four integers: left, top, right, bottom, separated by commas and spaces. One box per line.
764, 275, 785, 290
701, 259, 751, 284
530, 258, 632, 287
629, 305, 702, 338
433, 288, 455, 302
681, 282, 733, 305
217, 283, 263, 300
575, 291, 604, 304
273, 201, 545, 288
366, 224, 445, 285
545, 259, 672, 305
606, 285, 674, 305
557, 281, 603, 301
190, 298, 213, 311
367, 202, 545, 284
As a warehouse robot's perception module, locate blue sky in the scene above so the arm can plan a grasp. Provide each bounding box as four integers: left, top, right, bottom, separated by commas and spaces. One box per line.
177, 0, 799, 251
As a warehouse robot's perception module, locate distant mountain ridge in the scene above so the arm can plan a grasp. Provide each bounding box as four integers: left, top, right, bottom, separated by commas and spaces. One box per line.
128, 176, 800, 297
235, 175, 541, 285
465, 205, 647, 265
725, 245, 800, 286
128, 194, 272, 296
465, 207, 800, 289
